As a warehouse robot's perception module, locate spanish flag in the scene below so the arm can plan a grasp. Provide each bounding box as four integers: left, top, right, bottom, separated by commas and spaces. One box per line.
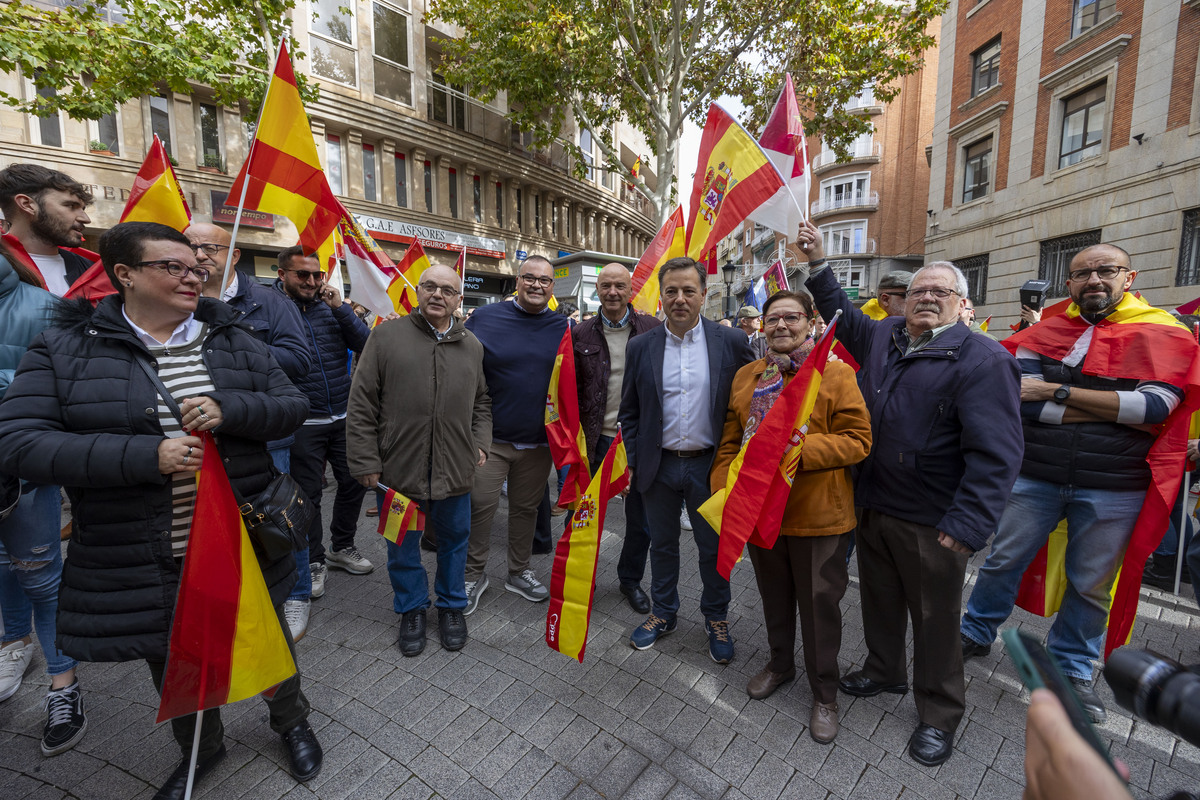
857, 298, 889, 321
156, 433, 295, 723
546, 431, 629, 662
701, 313, 841, 579
339, 203, 400, 318
386, 240, 429, 316
378, 488, 426, 543
979, 315, 992, 332
1007, 293, 1200, 657
226, 40, 342, 262
630, 205, 685, 315
546, 327, 590, 508
685, 104, 785, 262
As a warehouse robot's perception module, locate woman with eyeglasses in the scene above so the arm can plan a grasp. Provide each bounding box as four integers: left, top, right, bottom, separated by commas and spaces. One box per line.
0, 222, 323, 798
710, 289, 871, 745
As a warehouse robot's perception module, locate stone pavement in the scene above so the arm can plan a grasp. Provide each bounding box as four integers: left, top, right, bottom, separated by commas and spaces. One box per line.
3, 488, 1200, 800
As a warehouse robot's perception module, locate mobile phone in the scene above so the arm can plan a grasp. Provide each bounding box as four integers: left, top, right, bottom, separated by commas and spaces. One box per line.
1002, 629, 1121, 776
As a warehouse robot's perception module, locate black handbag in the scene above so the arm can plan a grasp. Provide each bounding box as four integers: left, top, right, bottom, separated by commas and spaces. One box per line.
134, 355, 313, 561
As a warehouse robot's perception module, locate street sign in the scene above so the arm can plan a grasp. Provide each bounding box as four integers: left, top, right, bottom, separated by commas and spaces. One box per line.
846, 288, 860, 300
516, 250, 528, 261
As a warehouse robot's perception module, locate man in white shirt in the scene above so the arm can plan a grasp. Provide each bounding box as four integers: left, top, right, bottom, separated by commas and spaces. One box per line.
0, 164, 95, 296
619, 257, 754, 662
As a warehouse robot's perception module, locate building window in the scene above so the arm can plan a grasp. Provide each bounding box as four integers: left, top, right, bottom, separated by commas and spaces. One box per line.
473, 175, 481, 223
516, 188, 523, 230
580, 128, 595, 179
326, 135, 344, 194
32, 75, 62, 148
551, 199, 558, 237
1177, 210, 1200, 286
423, 160, 432, 213
954, 254, 990, 304
430, 71, 467, 131
395, 153, 407, 207
373, 1, 412, 105
819, 172, 870, 212
820, 220, 869, 256
534, 193, 541, 232
197, 103, 220, 168
495, 181, 503, 226
564, 203, 571, 238
1073, 0, 1116, 38
311, 0, 357, 86
448, 167, 458, 219
92, 111, 120, 156
150, 95, 172, 156
829, 259, 863, 292
1059, 83, 1106, 169
972, 38, 1001, 97
363, 144, 377, 202
1039, 230, 1102, 298
962, 137, 992, 203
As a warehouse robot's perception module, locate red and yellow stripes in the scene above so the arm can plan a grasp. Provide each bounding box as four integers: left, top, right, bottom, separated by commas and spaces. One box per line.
545, 328, 590, 508
386, 240, 430, 316
630, 205, 684, 315
123, 135, 192, 231
378, 488, 426, 543
156, 434, 295, 723
546, 432, 629, 662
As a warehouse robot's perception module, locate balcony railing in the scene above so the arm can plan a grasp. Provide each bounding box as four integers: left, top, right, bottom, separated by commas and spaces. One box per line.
811, 191, 879, 217
824, 237, 877, 256
812, 143, 882, 170
845, 90, 880, 112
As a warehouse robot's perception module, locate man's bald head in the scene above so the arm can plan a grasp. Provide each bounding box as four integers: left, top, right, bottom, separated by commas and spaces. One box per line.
596, 262, 633, 321
416, 264, 464, 330
185, 221, 239, 298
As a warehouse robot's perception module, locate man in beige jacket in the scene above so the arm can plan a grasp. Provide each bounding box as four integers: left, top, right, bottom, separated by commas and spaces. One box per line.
347, 265, 491, 657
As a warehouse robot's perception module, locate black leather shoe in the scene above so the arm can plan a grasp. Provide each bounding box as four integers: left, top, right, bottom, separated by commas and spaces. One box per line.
961, 634, 992, 661
1068, 676, 1107, 723
908, 723, 953, 766
281, 721, 323, 782
620, 584, 651, 614
154, 743, 226, 799
398, 609, 426, 657
439, 609, 468, 651
838, 670, 909, 697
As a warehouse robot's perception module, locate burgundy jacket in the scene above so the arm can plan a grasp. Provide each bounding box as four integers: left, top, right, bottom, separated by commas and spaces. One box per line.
573, 307, 661, 457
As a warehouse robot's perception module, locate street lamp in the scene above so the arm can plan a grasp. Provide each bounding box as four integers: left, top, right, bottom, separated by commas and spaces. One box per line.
721, 260, 736, 319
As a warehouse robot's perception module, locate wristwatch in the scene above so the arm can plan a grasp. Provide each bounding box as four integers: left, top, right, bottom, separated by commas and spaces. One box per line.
1052, 384, 1071, 404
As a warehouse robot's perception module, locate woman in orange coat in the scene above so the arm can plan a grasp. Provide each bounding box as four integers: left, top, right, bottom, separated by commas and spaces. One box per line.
711, 290, 871, 744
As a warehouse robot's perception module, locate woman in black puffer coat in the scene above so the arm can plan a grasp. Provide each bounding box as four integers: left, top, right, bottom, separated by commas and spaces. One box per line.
0, 222, 322, 798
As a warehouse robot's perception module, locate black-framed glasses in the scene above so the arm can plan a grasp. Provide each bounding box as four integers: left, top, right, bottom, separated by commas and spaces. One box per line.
285, 269, 323, 282
134, 259, 210, 282
1067, 265, 1128, 282
763, 313, 808, 327
191, 242, 230, 256
519, 274, 554, 287
419, 281, 460, 297
907, 287, 958, 300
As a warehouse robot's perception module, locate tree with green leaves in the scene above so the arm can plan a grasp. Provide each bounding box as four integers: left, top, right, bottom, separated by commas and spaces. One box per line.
0, 0, 312, 123
429, 0, 945, 225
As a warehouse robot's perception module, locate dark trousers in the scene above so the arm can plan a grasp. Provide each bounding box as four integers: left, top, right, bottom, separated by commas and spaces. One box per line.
641, 452, 729, 620
593, 434, 650, 589
748, 532, 851, 705
147, 604, 310, 761
290, 419, 367, 564
857, 508, 969, 733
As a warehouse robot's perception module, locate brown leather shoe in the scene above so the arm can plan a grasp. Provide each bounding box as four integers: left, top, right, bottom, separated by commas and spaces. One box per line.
810, 702, 839, 743
746, 667, 795, 699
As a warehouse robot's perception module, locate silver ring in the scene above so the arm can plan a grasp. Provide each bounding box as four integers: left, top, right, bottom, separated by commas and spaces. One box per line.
183, 454, 190, 465
200, 412, 210, 420
186, 446, 193, 458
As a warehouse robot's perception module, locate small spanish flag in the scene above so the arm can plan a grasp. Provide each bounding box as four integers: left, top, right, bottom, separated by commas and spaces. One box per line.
378, 487, 426, 543
386, 240, 430, 316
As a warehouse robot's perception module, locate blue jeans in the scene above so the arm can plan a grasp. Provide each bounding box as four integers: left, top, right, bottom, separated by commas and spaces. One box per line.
0, 483, 77, 676
640, 452, 729, 621
593, 435, 650, 589
383, 492, 471, 613
270, 441, 312, 602
962, 475, 1145, 680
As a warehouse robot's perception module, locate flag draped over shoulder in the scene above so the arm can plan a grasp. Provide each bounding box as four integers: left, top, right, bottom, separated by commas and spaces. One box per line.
631, 206, 685, 315
545, 327, 590, 508
377, 487, 426, 543
701, 313, 842, 579
747, 73, 808, 236
1005, 293, 1200, 657
156, 434, 295, 723
546, 431, 630, 662
386, 240, 429, 316
1, 234, 99, 295
226, 40, 342, 261
686, 104, 786, 261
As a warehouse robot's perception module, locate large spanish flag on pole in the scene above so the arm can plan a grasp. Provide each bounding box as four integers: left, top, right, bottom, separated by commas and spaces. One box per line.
685, 104, 786, 262
701, 312, 842, 579
630, 205, 685, 315
386, 240, 428, 316
1006, 293, 1200, 657
545, 327, 590, 508
156, 434, 295, 723
546, 431, 630, 662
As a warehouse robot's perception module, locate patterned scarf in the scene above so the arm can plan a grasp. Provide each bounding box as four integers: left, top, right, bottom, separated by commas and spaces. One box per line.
743, 338, 816, 445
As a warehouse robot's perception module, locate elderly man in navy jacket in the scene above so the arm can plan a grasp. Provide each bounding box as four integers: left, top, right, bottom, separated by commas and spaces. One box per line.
798, 221, 1022, 768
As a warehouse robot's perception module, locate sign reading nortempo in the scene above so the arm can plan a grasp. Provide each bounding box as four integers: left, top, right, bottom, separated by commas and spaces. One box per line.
210, 190, 275, 230
354, 214, 505, 259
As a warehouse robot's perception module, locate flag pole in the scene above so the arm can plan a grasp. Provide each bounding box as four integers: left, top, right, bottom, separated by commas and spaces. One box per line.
182, 709, 204, 800
1175, 469, 1191, 596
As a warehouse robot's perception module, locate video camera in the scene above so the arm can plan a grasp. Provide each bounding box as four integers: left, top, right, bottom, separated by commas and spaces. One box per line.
1104, 647, 1200, 749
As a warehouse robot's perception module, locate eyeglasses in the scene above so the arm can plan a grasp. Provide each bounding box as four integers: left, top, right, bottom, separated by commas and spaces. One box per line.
191, 242, 230, 256
1067, 265, 1128, 282
419, 282, 460, 297
286, 269, 324, 282
907, 288, 958, 300
0, 219, 9, 234
763, 313, 808, 327
519, 274, 554, 287
134, 259, 211, 282
879, 290, 908, 300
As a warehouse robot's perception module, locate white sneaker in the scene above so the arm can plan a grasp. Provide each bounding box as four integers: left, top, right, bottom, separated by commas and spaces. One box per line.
0, 640, 35, 702
309, 562, 327, 599
464, 574, 489, 616
327, 546, 374, 575
284, 600, 310, 642
680, 509, 693, 531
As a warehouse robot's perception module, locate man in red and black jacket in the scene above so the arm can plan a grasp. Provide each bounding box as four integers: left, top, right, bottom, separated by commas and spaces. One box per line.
0, 164, 96, 296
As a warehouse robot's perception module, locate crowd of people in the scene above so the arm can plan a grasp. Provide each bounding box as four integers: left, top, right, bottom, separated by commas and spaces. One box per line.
0, 162, 1195, 800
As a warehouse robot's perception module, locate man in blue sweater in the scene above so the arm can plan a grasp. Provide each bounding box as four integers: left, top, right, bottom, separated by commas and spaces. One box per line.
463, 255, 569, 614
277, 246, 373, 605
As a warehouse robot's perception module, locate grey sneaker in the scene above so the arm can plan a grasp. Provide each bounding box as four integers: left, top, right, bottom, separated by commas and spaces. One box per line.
464, 574, 489, 616
0, 639, 34, 702
505, 569, 549, 602
326, 546, 374, 575
309, 562, 327, 599
284, 600, 310, 642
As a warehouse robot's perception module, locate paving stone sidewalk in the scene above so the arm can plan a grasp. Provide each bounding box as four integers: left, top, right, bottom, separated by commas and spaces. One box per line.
3, 485, 1199, 799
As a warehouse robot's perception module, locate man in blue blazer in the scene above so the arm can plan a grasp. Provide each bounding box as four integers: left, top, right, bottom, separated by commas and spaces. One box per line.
619, 257, 755, 663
